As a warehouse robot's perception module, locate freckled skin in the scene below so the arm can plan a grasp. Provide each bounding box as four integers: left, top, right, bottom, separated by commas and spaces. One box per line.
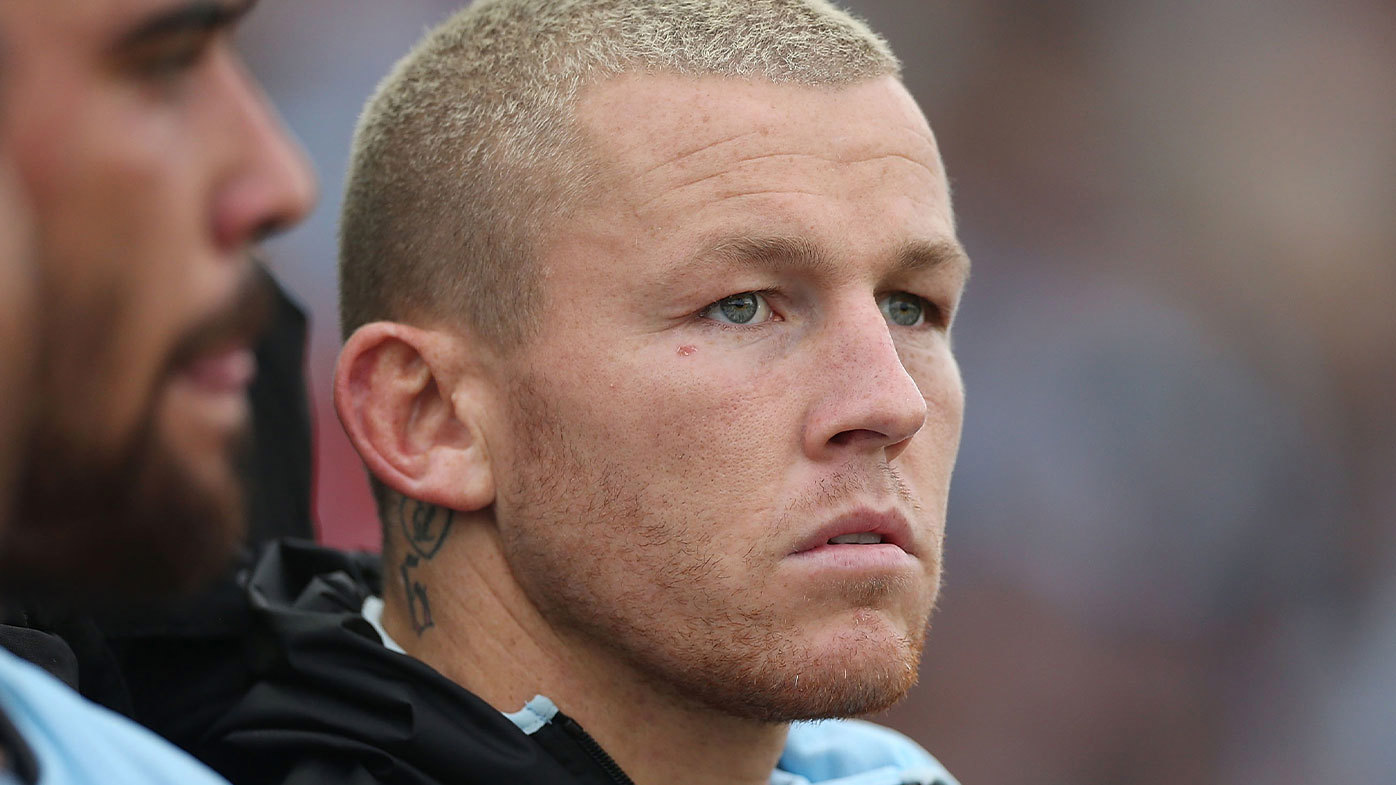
487, 74, 967, 721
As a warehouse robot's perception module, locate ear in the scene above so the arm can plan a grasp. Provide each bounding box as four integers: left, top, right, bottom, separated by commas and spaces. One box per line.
334, 322, 494, 512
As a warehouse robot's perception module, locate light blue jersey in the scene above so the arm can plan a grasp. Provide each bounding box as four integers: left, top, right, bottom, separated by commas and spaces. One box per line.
0, 647, 231, 785
777, 719, 960, 785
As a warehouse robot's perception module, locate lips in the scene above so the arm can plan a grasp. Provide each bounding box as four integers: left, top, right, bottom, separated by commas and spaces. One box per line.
182, 345, 257, 393
790, 509, 915, 557
166, 266, 273, 389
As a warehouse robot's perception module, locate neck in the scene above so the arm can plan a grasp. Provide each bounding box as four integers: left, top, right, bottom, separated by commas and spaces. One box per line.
381, 521, 789, 785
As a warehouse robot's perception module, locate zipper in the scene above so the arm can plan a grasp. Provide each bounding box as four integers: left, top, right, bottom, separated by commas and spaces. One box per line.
557, 714, 638, 785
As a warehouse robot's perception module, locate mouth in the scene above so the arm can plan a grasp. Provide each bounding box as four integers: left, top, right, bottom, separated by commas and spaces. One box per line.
167, 268, 273, 395
790, 509, 915, 557
179, 344, 257, 394
826, 531, 887, 545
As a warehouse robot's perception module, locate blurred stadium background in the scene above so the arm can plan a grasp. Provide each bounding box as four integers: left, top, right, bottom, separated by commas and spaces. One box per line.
240, 2, 1396, 783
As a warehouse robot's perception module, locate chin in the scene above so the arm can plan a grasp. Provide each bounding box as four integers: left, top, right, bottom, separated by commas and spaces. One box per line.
641, 610, 928, 724
1, 409, 249, 603
754, 622, 926, 721
118, 447, 248, 595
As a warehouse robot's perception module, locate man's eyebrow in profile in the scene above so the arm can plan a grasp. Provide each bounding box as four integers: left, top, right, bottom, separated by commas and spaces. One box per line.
109, 0, 258, 54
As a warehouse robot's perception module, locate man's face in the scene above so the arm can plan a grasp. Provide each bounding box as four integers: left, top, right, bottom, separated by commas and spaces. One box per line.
491, 74, 968, 720
0, 0, 314, 597
0, 151, 37, 530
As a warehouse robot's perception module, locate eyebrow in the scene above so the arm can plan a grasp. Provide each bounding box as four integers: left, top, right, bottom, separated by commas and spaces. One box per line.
695, 235, 971, 279
702, 235, 837, 277
897, 238, 973, 278
111, 0, 258, 52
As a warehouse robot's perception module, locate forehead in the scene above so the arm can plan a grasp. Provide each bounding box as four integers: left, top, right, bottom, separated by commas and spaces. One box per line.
580, 73, 939, 164
581, 74, 941, 177
572, 73, 952, 232
558, 73, 955, 278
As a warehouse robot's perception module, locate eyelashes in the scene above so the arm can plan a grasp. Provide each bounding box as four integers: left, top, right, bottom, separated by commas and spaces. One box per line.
700, 291, 780, 326
697, 290, 947, 331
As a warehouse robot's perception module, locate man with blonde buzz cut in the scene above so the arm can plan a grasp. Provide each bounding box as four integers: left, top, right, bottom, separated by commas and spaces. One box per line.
201, 1, 969, 783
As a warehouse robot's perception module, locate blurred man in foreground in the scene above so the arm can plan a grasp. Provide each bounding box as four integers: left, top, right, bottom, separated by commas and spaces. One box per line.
0, 0, 314, 782
201, 1, 968, 784
0, 0, 315, 596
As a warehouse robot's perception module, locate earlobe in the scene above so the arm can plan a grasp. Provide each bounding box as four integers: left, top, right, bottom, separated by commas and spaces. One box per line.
334, 322, 495, 512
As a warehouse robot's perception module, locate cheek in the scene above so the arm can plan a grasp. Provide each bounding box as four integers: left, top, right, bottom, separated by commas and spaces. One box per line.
0, 170, 35, 342
23, 80, 203, 274
903, 340, 963, 415
36, 269, 173, 461
900, 344, 965, 467
0, 272, 36, 491
532, 347, 801, 525
929, 358, 965, 435
0, 179, 36, 508
618, 348, 798, 459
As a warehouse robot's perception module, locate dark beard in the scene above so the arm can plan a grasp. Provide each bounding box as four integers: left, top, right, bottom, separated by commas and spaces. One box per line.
0, 270, 271, 604
0, 390, 250, 605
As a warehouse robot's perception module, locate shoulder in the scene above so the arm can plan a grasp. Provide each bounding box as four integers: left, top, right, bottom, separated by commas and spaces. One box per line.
776, 719, 959, 785
0, 648, 229, 785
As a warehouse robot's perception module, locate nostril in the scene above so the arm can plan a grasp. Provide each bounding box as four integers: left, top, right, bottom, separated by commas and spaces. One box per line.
829, 428, 886, 448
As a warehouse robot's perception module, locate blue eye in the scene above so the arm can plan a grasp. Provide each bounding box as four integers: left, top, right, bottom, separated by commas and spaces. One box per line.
703, 292, 774, 325
879, 292, 926, 327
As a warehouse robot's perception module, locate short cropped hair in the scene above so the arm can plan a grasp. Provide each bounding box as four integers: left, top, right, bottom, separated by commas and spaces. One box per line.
340, 0, 901, 540
339, 0, 899, 346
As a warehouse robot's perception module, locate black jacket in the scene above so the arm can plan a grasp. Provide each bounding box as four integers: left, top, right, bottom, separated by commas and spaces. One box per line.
194, 542, 961, 785
195, 540, 636, 785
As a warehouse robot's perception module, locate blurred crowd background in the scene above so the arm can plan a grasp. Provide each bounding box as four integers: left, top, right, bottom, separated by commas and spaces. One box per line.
239, 2, 1396, 783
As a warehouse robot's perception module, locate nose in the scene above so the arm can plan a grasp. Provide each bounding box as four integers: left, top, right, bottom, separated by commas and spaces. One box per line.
803, 302, 928, 463
211, 55, 317, 252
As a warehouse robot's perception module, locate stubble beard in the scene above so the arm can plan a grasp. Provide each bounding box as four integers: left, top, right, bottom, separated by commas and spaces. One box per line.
497, 375, 932, 724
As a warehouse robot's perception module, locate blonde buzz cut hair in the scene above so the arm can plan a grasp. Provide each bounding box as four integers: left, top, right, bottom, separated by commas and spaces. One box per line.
339, 0, 901, 346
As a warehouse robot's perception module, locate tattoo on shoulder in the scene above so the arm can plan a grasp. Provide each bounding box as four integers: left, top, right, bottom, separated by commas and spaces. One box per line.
392, 498, 455, 636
